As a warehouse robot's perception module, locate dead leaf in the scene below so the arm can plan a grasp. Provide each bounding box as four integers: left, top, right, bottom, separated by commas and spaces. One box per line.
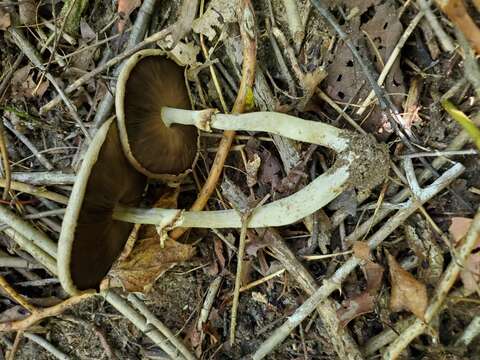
449, 217, 473, 244
117, 0, 141, 32
80, 18, 96, 40
192, 0, 237, 40
11, 65, 49, 99
448, 217, 480, 292
387, 252, 427, 320
0, 8, 11, 30
337, 292, 376, 327
353, 241, 371, 261
108, 235, 195, 292
168, 41, 201, 66
213, 237, 226, 270
246, 153, 261, 187
460, 252, 480, 293
337, 259, 383, 326
324, 1, 405, 139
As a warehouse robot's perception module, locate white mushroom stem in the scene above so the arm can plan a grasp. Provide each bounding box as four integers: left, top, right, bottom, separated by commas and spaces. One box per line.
113, 109, 362, 229
160, 108, 349, 152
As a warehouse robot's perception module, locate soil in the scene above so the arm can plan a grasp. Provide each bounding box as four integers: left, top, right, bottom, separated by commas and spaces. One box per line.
0, 0, 480, 359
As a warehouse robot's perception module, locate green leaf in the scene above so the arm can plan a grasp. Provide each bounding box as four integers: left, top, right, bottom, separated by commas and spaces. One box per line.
442, 100, 480, 150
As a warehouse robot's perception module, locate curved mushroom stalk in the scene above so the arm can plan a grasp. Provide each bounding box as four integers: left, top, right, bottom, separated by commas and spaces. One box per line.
113, 109, 389, 238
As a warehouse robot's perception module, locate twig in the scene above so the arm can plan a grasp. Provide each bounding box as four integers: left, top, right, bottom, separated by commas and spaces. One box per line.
222, 180, 364, 360
0, 292, 94, 331
7, 331, 23, 360
0, 121, 11, 200
10, 171, 75, 186
266, 17, 297, 97
3, 118, 54, 170
400, 149, 478, 158
197, 276, 222, 344
8, 27, 90, 139
127, 293, 196, 360
456, 29, 480, 99
316, 89, 365, 133
417, 0, 455, 52
103, 291, 185, 360
0, 275, 36, 313
0, 255, 43, 269
383, 205, 480, 359
24, 332, 70, 360
281, 0, 304, 53
40, 0, 199, 114
169, 0, 257, 240
0, 204, 57, 257
230, 209, 254, 344
24, 209, 65, 220
2, 228, 57, 274
0, 179, 69, 204
239, 269, 285, 292
251, 163, 464, 359
455, 315, 480, 347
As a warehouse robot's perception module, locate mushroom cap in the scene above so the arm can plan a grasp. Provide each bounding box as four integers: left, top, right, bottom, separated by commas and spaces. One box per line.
116, 49, 198, 180
57, 118, 146, 294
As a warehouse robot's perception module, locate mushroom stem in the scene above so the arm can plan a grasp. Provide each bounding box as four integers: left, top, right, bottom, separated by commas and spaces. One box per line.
113, 163, 349, 228
113, 110, 380, 230
160, 107, 349, 153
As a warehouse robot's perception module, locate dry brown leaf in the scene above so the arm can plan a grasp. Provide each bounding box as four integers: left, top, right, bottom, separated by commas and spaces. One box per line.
117, 0, 141, 32
353, 241, 371, 261
448, 217, 480, 292
246, 153, 261, 187
11, 66, 49, 99
449, 217, 473, 243
337, 260, 383, 326
387, 252, 427, 320
0, 8, 11, 30
108, 235, 195, 292
460, 252, 480, 293
213, 237, 226, 270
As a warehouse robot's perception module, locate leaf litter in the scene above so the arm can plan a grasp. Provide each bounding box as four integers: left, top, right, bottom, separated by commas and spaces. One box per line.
0, 0, 480, 359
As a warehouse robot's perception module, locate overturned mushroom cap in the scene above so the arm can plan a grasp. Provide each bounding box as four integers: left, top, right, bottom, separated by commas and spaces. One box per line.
57, 118, 146, 294
116, 49, 198, 180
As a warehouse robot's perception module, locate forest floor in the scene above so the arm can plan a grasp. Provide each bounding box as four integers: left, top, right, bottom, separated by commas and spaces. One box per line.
0, 0, 480, 359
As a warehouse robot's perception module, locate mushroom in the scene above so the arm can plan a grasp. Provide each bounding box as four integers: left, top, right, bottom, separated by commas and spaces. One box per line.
57, 118, 146, 294
58, 50, 388, 295
115, 49, 198, 180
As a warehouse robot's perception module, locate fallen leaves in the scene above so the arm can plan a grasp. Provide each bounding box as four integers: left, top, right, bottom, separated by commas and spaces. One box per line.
337, 242, 384, 326
11, 66, 49, 99
117, 0, 141, 32
108, 235, 195, 292
436, 0, 480, 54
449, 216, 480, 293
106, 186, 195, 292
387, 252, 427, 320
